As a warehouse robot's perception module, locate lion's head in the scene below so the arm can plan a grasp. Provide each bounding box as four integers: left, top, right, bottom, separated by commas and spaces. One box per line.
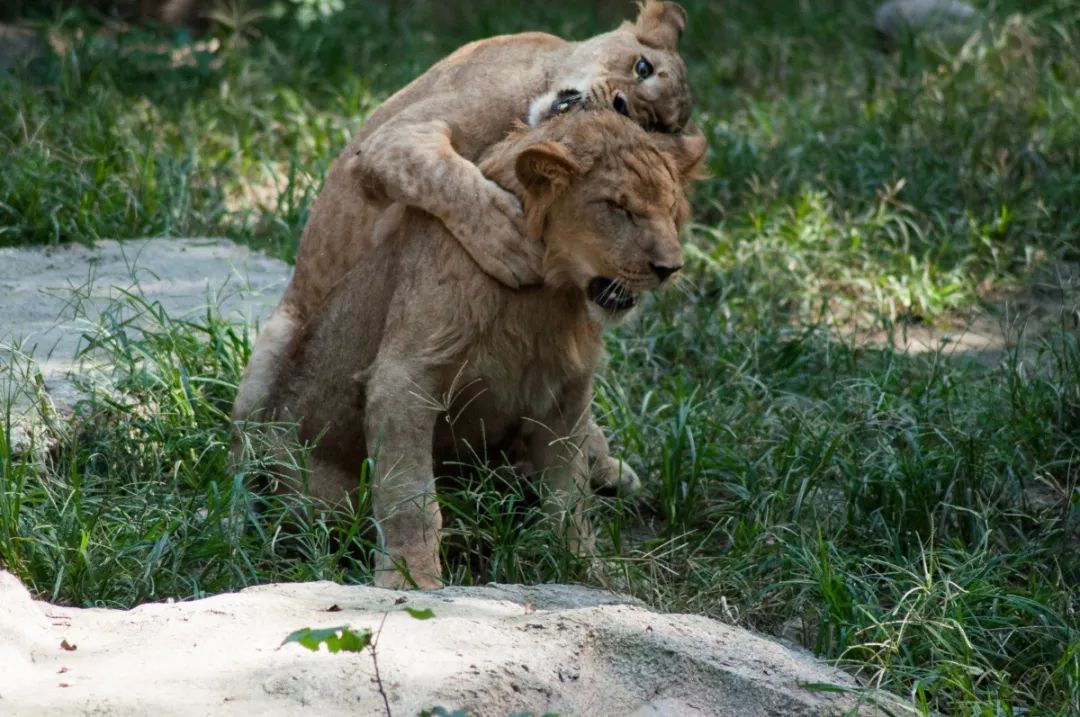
481, 109, 707, 323
530, 1, 693, 134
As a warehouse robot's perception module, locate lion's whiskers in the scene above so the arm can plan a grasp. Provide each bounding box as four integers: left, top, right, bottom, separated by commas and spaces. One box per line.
669, 272, 697, 301
598, 280, 620, 305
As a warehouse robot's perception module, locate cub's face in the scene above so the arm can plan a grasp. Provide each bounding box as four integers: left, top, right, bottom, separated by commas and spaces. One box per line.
528, 2, 692, 135
592, 38, 691, 134
529, 37, 691, 134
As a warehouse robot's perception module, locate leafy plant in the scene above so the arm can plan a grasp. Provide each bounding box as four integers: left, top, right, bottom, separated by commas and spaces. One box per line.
282, 625, 371, 653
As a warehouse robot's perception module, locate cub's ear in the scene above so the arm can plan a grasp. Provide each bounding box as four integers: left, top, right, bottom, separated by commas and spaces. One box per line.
635, 1, 688, 50
653, 125, 709, 182
515, 141, 581, 196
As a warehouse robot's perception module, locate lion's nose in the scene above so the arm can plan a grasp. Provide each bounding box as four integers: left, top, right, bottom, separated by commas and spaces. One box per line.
649, 263, 681, 282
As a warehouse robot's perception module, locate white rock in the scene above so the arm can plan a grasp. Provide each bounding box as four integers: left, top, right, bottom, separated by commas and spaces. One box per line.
0, 238, 289, 452
0, 572, 53, 694
0, 24, 44, 70
874, 0, 980, 47
0, 572, 905, 716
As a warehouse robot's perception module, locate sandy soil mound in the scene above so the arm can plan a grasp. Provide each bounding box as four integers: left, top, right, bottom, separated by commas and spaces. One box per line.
0, 572, 903, 717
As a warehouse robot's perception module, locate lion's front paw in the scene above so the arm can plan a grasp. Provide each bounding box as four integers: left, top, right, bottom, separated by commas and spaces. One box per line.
453, 182, 544, 289
590, 456, 643, 496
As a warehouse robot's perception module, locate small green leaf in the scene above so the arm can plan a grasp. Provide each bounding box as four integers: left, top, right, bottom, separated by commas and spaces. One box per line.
282, 626, 341, 651
404, 607, 435, 620
332, 626, 373, 653
282, 626, 372, 653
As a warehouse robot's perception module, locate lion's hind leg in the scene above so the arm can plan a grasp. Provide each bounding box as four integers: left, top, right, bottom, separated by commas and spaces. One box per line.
230, 305, 300, 459
232, 304, 300, 424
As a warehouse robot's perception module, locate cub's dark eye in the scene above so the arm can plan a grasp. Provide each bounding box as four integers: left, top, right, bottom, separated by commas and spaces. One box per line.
634, 57, 654, 79
612, 93, 630, 117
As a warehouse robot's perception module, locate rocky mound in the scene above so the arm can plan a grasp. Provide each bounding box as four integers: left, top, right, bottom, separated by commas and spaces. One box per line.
0, 572, 902, 716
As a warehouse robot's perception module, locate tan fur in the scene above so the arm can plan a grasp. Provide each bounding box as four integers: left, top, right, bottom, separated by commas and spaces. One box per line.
231, 2, 696, 433
261, 110, 705, 589
296, 0, 692, 303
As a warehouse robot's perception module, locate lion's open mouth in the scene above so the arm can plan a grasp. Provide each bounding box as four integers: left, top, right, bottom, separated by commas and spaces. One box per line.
587, 278, 637, 312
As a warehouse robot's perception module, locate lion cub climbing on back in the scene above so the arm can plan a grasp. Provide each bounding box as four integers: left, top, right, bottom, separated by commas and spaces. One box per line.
267, 109, 706, 588
232, 1, 696, 434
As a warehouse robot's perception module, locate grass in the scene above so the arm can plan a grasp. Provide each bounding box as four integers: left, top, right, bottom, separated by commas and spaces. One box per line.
1, 0, 1078, 715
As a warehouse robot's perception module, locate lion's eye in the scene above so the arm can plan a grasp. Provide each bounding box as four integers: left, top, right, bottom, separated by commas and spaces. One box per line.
605, 199, 635, 221
634, 57, 654, 80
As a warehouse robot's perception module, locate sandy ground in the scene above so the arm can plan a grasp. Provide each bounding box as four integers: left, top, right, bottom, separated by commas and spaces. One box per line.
0, 572, 903, 717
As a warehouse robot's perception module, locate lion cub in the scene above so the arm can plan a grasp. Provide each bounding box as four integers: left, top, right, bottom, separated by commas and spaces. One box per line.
232, 1, 696, 433
269, 109, 706, 588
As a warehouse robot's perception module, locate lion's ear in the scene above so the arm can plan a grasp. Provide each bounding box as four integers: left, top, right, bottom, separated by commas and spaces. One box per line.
635, 1, 687, 50
515, 142, 581, 196
653, 126, 709, 182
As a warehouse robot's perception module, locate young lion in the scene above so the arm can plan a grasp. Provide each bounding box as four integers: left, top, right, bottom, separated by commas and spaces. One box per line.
232, 1, 695, 431
267, 109, 706, 588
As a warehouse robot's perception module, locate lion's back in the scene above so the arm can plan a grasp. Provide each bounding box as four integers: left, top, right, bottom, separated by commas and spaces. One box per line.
352, 32, 566, 151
